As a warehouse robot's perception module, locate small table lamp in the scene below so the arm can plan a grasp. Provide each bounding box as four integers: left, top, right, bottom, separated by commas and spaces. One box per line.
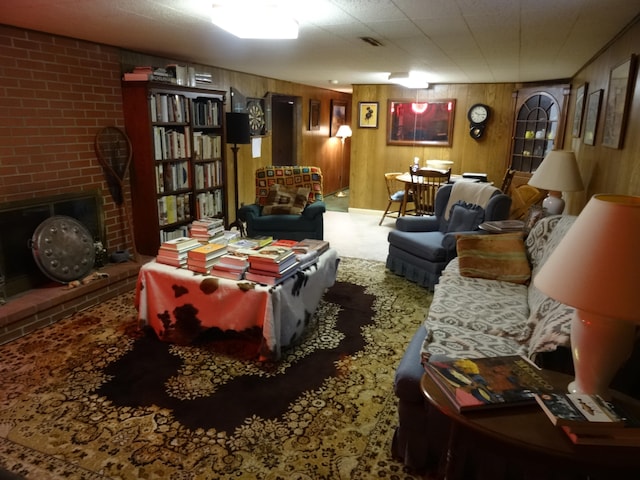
534, 194, 640, 396
528, 150, 584, 214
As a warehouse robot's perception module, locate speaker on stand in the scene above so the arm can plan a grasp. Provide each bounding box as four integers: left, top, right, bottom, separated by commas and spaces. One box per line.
226, 112, 251, 236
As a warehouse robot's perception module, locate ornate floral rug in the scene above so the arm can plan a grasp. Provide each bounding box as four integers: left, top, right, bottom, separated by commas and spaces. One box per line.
0, 257, 431, 479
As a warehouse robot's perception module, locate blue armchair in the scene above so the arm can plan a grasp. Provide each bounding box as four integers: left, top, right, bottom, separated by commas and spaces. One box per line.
238, 166, 326, 241
386, 182, 511, 289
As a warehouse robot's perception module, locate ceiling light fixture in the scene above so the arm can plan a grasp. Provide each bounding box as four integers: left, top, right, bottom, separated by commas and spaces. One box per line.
388, 71, 430, 89
212, 3, 298, 39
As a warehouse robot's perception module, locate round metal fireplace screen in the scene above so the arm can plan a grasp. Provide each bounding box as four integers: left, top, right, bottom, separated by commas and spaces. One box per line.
30, 215, 95, 283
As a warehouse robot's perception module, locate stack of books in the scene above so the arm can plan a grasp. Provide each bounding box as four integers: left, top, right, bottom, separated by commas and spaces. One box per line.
423, 355, 555, 412
156, 236, 200, 267
186, 242, 227, 273
210, 252, 250, 280
534, 392, 640, 446
245, 246, 300, 286
227, 235, 273, 252
292, 238, 330, 270
190, 217, 224, 243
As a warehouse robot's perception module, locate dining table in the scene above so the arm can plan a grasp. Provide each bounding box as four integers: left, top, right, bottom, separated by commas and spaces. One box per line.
395, 171, 478, 216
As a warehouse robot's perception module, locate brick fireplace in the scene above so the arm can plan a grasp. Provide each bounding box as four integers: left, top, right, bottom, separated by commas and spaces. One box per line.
0, 26, 141, 344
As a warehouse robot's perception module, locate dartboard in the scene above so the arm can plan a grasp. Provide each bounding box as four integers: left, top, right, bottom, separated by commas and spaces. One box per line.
247, 100, 265, 135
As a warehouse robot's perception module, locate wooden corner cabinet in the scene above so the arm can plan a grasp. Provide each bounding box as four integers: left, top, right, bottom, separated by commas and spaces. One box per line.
509, 84, 570, 173
121, 81, 227, 256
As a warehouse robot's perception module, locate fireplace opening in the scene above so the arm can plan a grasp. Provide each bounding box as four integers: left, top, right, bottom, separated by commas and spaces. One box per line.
0, 191, 105, 298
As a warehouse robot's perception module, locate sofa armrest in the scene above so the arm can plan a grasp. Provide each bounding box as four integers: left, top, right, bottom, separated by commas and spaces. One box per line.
302, 201, 326, 220
238, 203, 261, 221
396, 216, 440, 232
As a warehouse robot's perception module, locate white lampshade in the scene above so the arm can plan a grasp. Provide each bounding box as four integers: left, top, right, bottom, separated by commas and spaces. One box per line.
534, 194, 640, 395
335, 125, 352, 139
528, 150, 584, 214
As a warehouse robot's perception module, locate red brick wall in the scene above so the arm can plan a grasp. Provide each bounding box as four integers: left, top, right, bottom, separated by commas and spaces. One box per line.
0, 25, 131, 253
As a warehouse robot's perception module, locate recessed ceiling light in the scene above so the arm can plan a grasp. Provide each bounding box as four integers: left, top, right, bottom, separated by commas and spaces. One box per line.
388, 71, 430, 89
212, 3, 298, 39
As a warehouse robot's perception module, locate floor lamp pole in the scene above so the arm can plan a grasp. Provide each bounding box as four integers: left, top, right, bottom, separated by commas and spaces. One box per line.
336, 138, 347, 198
227, 144, 245, 236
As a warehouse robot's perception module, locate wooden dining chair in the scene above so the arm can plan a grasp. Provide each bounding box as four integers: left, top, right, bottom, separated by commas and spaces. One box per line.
410, 168, 451, 215
380, 172, 411, 225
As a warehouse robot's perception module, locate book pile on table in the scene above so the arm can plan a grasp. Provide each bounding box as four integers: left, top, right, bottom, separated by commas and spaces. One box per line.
423, 355, 555, 412
156, 236, 200, 267
209, 252, 250, 280
534, 392, 640, 446
186, 242, 227, 273
227, 235, 273, 251
245, 246, 300, 286
190, 217, 224, 243
291, 239, 330, 270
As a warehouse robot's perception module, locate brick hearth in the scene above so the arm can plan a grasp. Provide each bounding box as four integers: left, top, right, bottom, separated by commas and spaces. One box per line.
0, 258, 152, 345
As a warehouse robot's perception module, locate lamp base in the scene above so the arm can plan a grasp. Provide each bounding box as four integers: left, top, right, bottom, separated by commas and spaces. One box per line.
542, 192, 565, 215
569, 310, 636, 398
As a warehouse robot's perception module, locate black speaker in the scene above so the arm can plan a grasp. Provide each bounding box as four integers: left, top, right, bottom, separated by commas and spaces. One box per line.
226, 112, 251, 145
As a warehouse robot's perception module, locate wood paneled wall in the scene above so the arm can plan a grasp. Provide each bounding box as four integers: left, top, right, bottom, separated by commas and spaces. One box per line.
349, 83, 517, 212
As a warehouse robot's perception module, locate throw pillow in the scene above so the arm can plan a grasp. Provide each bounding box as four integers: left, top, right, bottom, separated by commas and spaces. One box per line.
456, 233, 531, 285
262, 184, 310, 215
446, 201, 485, 233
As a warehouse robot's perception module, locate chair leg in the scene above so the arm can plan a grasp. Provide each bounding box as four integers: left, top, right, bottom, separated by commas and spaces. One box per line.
379, 201, 393, 225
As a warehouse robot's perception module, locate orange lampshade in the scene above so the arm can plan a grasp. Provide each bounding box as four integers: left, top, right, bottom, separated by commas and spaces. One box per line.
534, 194, 640, 322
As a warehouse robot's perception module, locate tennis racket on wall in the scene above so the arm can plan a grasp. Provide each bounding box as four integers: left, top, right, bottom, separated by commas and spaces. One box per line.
94, 126, 139, 262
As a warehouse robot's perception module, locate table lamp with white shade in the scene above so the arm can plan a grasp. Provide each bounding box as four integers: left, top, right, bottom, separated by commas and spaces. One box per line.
528, 150, 584, 214
533, 194, 640, 397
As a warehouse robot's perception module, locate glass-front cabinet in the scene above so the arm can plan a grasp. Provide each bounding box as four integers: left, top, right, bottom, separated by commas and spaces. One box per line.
509, 85, 570, 172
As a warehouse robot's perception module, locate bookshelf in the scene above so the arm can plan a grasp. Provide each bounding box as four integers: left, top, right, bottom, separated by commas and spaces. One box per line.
121, 81, 227, 256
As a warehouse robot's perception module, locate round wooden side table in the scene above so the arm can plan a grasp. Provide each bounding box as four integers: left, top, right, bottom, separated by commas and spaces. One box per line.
420, 370, 640, 479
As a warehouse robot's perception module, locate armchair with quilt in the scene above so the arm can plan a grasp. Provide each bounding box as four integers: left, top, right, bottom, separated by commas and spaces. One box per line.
386, 182, 511, 289
238, 166, 326, 241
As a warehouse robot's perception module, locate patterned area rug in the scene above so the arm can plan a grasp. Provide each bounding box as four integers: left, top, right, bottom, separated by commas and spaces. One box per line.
0, 257, 431, 479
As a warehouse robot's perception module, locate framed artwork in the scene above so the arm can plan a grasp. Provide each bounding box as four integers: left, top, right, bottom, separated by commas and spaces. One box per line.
330, 100, 347, 137
572, 83, 587, 138
309, 100, 320, 131
358, 101, 379, 128
583, 89, 602, 146
602, 55, 637, 149
387, 99, 456, 146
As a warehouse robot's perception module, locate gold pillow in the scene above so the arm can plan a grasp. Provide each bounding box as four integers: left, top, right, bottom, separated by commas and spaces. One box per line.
262, 184, 310, 215
456, 233, 531, 284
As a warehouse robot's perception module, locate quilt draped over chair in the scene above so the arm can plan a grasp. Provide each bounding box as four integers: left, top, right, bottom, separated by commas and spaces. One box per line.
238, 166, 326, 240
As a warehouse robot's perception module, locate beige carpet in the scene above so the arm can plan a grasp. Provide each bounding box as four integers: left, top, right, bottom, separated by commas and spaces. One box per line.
0, 257, 431, 479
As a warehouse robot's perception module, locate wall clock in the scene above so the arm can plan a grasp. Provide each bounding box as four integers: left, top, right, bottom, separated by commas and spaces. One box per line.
246, 98, 266, 136
467, 103, 490, 139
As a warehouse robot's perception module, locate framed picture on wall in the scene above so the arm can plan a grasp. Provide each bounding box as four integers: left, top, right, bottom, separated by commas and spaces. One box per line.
602, 55, 637, 149
583, 89, 602, 146
330, 100, 347, 137
572, 83, 587, 138
358, 101, 379, 128
309, 100, 320, 131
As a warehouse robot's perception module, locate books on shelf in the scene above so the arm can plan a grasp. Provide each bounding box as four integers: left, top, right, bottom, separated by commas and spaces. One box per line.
424, 355, 555, 412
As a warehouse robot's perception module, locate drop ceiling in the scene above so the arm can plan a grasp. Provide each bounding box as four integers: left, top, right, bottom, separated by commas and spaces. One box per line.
1, 0, 639, 92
